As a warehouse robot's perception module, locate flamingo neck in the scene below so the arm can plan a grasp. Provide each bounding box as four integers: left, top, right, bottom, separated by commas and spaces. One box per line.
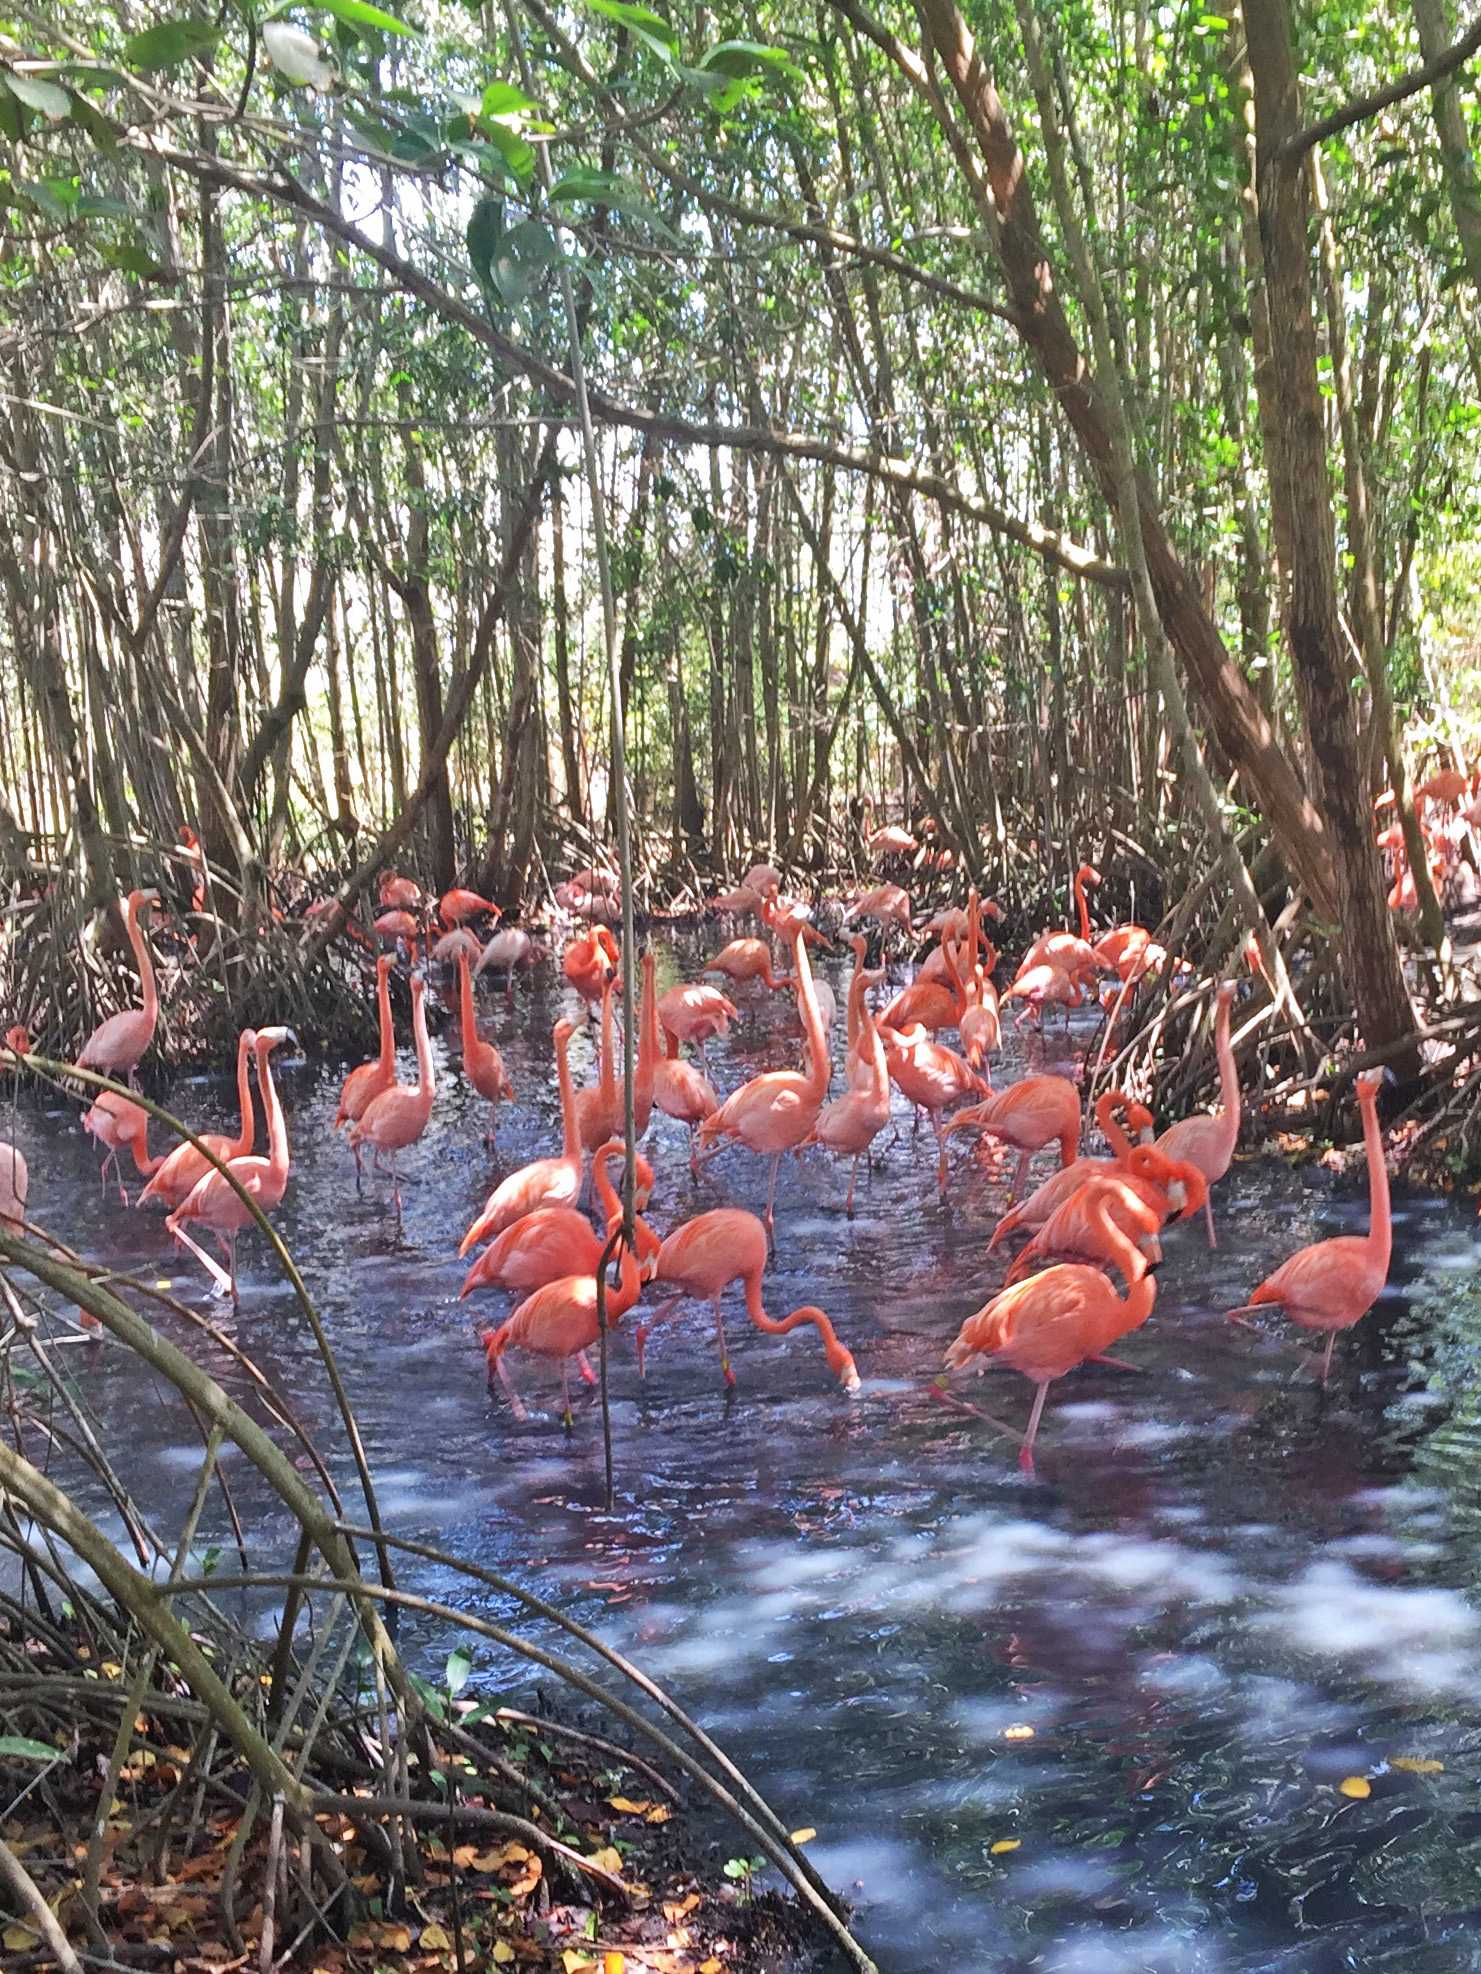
127, 895, 158, 1029
231, 1032, 255, 1156
793, 930, 828, 1099
1214, 994, 1240, 1143
554, 1029, 581, 1159
602, 1242, 640, 1320
1359, 1090, 1392, 1275
1074, 871, 1091, 944
1097, 1090, 1135, 1160
375, 964, 395, 1071
411, 989, 434, 1101
592, 1145, 621, 1222
598, 982, 617, 1100
1124, 1273, 1157, 1330
636, 954, 658, 1099
257, 1044, 288, 1181
457, 955, 479, 1055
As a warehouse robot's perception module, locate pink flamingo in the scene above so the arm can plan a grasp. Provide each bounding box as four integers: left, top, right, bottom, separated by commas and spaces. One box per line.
652, 1031, 720, 1174
1001, 961, 1082, 1030
563, 926, 619, 1005
439, 886, 501, 925
166, 1027, 295, 1301
456, 950, 513, 1137
988, 1091, 1156, 1248
459, 1019, 584, 1253
861, 793, 918, 862
82, 1091, 163, 1203
0, 1140, 28, 1231
880, 934, 968, 1035
658, 981, 738, 1068
475, 926, 544, 998
333, 953, 397, 1180
460, 1139, 657, 1302
697, 926, 829, 1235
78, 888, 161, 1085
1016, 862, 1102, 983
1225, 1069, 1390, 1381
944, 1074, 1081, 1201
574, 976, 622, 1153
879, 1023, 986, 1193
1154, 980, 1240, 1246
635, 1207, 860, 1391
350, 972, 436, 1214
138, 1027, 257, 1212
703, 937, 793, 991
845, 882, 914, 937
1001, 1148, 1205, 1288
482, 1237, 643, 1425
633, 949, 661, 1134
945, 1265, 1158, 1473
812, 960, 891, 1214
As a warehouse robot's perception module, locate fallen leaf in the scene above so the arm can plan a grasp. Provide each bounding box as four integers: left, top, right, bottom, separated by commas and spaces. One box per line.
789, 1827, 816, 1844
644, 1804, 672, 1824
562, 1954, 594, 1973
3, 1923, 39, 1951
492, 1943, 515, 1965
588, 1846, 623, 1875
1338, 1776, 1371, 1799
1391, 1757, 1444, 1774
376, 1921, 414, 1950
990, 1839, 1021, 1855
420, 1923, 452, 1950
606, 1797, 651, 1815
700, 1961, 723, 1973
662, 1893, 701, 1921
604, 1956, 626, 1974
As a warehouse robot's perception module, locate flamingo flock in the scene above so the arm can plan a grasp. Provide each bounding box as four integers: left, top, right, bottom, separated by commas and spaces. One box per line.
0, 853, 1402, 1474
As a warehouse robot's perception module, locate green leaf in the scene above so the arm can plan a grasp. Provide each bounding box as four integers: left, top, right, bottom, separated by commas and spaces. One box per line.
445, 1647, 471, 1697
548, 165, 677, 240
584, 0, 679, 65
480, 80, 538, 122
14, 177, 76, 222
123, 18, 220, 71
302, 0, 417, 33
697, 38, 804, 84
467, 192, 504, 282
3, 70, 71, 119
0, 1736, 61, 1763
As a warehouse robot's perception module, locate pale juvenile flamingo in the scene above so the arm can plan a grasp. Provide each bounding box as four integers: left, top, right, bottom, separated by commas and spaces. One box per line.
708, 884, 762, 919
703, 937, 793, 991
563, 926, 619, 1005
742, 862, 782, 900
82, 1091, 163, 1203
658, 981, 738, 1067
987, 1090, 1155, 1249
574, 976, 622, 1153
944, 1074, 1081, 1201
1225, 1069, 1391, 1381
78, 888, 162, 1084
879, 1023, 986, 1193
860, 793, 918, 862
456, 950, 513, 1137
635, 1207, 860, 1391
697, 926, 829, 1235
475, 926, 544, 998
166, 1027, 296, 1301
350, 972, 436, 1213
0, 1140, 29, 1232
459, 1019, 584, 1253
460, 1140, 657, 1302
844, 882, 914, 937
138, 1027, 257, 1211
432, 927, 483, 967
1016, 862, 1102, 983
811, 962, 891, 1214
945, 1264, 1158, 1473
482, 1237, 643, 1425
1154, 980, 1240, 1246
333, 953, 397, 1180
1001, 961, 1082, 1030
652, 1030, 720, 1174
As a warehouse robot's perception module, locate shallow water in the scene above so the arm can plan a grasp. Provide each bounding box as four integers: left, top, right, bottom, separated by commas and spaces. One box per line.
9, 937, 1481, 1972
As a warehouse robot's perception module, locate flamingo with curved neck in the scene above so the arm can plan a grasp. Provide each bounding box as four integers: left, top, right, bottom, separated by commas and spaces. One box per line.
351, 974, 436, 1215
482, 1238, 643, 1425
460, 1019, 585, 1253
167, 1027, 296, 1301
460, 1140, 658, 1302
574, 975, 622, 1153
334, 954, 397, 1180
987, 1089, 1156, 1249
1154, 980, 1240, 1245
456, 950, 513, 1137
78, 888, 161, 1084
139, 1026, 258, 1211
82, 1091, 165, 1203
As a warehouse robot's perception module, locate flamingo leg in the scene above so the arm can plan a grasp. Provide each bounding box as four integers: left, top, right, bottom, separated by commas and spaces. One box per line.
933, 1114, 948, 1195
351, 1137, 363, 1190
492, 1353, 529, 1423
576, 1349, 598, 1386
1090, 1353, 1143, 1372
764, 1153, 780, 1242
713, 1295, 735, 1389
929, 1381, 1026, 1444
634, 1295, 684, 1377
1202, 1195, 1217, 1248
1019, 1381, 1051, 1474
1320, 1332, 1337, 1383
687, 1125, 700, 1179
845, 1155, 859, 1218
560, 1362, 574, 1433
172, 1223, 234, 1299
1009, 1150, 1031, 1202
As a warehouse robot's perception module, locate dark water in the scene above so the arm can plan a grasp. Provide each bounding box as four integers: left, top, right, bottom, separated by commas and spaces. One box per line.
9, 936, 1481, 1972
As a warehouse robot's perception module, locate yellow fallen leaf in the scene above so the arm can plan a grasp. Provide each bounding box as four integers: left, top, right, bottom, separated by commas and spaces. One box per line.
1338, 1776, 1371, 1799
3, 1923, 39, 1951
663, 1893, 701, 1920
607, 1797, 651, 1814
604, 1955, 626, 1974
492, 1943, 515, 1965
990, 1839, 1022, 1855
588, 1845, 624, 1874
700, 1961, 723, 1974
644, 1804, 672, 1824
1391, 1756, 1444, 1774
100, 1662, 122, 1679
420, 1922, 452, 1950
1003, 1724, 1035, 1742
789, 1827, 816, 1844
376, 1921, 414, 1950
562, 1954, 595, 1973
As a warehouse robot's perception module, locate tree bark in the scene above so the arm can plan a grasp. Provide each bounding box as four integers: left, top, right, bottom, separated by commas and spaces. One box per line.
1412, 0, 1481, 290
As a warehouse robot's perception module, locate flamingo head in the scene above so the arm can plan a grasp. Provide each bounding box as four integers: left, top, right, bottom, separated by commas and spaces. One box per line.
3, 1025, 30, 1058
554, 1018, 577, 1048
1077, 864, 1101, 886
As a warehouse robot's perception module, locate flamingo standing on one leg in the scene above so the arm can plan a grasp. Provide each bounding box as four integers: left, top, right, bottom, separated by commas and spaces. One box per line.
78, 888, 162, 1086
350, 973, 436, 1216
943, 1074, 1081, 1201
944, 1264, 1158, 1473
138, 1026, 257, 1211
166, 1027, 296, 1301
697, 926, 829, 1238
1225, 1069, 1391, 1381
635, 1207, 860, 1391
82, 1091, 164, 1203
1154, 980, 1240, 1246
482, 1236, 643, 1426
456, 950, 513, 1137
459, 1019, 585, 1253
334, 954, 397, 1181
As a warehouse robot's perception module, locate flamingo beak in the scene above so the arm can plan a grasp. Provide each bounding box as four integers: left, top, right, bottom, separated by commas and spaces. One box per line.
1166, 1179, 1187, 1211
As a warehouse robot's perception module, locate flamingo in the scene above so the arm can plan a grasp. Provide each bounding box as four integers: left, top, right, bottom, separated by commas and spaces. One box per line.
460, 1140, 657, 1302
708, 884, 762, 919
350, 972, 436, 1214
1016, 862, 1102, 983
703, 938, 793, 991
811, 962, 891, 1214
944, 1074, 1081, 1201
333, 953, 397, 1180
574, 976, 622, 1153
481, 1236, 643, 1425
77, 888, 161, 1085
1153, 980, 1239, 1246
0, 1140, 28, 1232
82, 1091, 163, 1203
459, 1019, 584, 1253
138, 1027, 257, 1211
455, 950, 513, 1135
374, 907, 423, 962
988, 1091, 1155, 1249
697, 925, 829, 1235
945, 1264, 1158, 1473
432, 926, 483, 968
659, 981, 739, 1066
652, 1030, 720, 1174
1001, 1147, 1205, 1288
880, 933, 968, 1035
440, 887, 501, 925
475, 926, 543, 997
1001, 961, 1082, 1030
633, 949, 661, 1134
860, 793, 918, 863
635, 1207, 860, 1392
166, 1027, 296, 1301
1225, 1069, 1391, 1381
845, 882, 914, 937
742, 862, 782, 900
563, 926, 619, 1005
379, 872, 425, 912
879, 1023, 986, 1193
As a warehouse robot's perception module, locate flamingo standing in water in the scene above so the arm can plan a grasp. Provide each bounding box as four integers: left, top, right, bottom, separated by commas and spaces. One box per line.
703, 938, 793, 992
455, 950, 513, 1137
78, 888, 162, 1085
652, 1031, 719, 1173
879, 1023, 986, 1193
944, 1074, 1081, 1201
82, 1091, 163, 1202
697, 925, 829, 1237
138, 1026, 257, 1211
845, 882, 914, 938
350, 973, 436, 1214
574, 976, 622, 1153
459, 1019, 584, 1253
1002, 1147, 1204, 1287
945, 1264, 1158, 1472
1017, 862, 1102, 983
0, 1140, 28, 1232
635, 1207, 860, 1392
1225, 1069, 1391, 1381
811, 956, 891, 1214
659, 981, 738, 1068
333, 954, 397, 1180
460, 1139, 657, 1303
988, 1091, 1154, 1249
476, 926, 544, 999
482, 1236, 643, 1425
1154, 980, 1240, 1246
563, 926, 619, 1005
166, 1027, 296, 1301
880, 933, 969, 1035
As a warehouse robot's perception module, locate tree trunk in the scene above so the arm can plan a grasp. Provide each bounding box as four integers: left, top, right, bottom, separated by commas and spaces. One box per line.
1412, 0, 1481, 290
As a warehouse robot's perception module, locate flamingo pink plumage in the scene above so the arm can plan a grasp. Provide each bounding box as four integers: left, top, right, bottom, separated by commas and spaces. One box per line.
78, 888, 161, 1084
460, 1019, 584, 1254
138, 1026, 257, 1211
166, 1027, 295, 1300
1154, 980, 1240, 1246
